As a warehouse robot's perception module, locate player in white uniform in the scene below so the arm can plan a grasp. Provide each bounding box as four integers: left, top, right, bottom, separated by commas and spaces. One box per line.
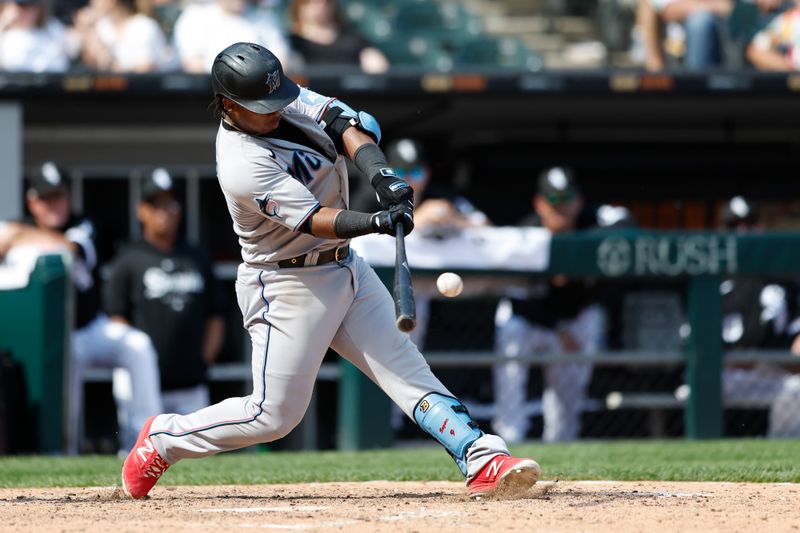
121, 42, 539, 500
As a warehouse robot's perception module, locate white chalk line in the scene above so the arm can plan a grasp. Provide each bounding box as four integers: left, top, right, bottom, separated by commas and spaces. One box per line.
199, 506, 329, 514
206, 507, 461, 530
239, 520, 358, 530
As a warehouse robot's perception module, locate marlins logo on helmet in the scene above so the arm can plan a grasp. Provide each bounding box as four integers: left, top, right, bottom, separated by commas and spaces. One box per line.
266, 70, 280, 94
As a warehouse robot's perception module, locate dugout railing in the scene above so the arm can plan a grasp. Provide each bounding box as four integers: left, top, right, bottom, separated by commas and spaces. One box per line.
339, 230, 800, 448
7, 230, 800, 452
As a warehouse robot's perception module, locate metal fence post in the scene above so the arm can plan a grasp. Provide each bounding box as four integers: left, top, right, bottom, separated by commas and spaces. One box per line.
685, 274, 723, 439
0, 102, 22, 221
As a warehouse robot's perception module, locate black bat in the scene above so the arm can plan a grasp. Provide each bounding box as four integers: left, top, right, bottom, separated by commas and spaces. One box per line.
393, 223, 416, 332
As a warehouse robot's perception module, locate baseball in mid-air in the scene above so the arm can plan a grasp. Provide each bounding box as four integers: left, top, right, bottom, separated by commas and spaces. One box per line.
436, 272, 463, 298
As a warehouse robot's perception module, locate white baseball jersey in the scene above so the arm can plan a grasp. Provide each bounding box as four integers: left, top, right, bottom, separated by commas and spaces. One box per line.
216, 87, 349, 265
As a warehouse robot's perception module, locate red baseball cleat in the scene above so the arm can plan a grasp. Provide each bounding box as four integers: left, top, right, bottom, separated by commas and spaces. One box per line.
467, 455, 541, 500
121, 415, 170, 499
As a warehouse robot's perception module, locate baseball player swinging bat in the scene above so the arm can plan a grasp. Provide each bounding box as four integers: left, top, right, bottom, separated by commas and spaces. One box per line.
121, 43, 540, 503
394, 223, 416, 332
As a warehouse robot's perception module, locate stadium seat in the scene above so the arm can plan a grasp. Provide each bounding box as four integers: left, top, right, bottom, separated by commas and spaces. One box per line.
393, 2, 483, 46
379, 37, 453, 72
452, 37, 543, 71
341, 0, 416, 29
353, 9, 396, 43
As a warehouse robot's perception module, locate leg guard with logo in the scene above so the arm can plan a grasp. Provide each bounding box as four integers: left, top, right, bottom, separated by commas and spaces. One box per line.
413, 392, 483, 476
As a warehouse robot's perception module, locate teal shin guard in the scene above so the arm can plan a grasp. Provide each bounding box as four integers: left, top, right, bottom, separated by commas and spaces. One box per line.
413, 393, 483, 476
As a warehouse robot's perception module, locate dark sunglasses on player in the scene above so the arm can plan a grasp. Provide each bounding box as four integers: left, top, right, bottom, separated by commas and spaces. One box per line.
393, 166, 426, 183
544, 190, 577, 206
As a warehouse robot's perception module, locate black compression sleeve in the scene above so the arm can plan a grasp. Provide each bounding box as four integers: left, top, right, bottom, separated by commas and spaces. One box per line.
333, 210, 376, 238
353, 143, 393, 185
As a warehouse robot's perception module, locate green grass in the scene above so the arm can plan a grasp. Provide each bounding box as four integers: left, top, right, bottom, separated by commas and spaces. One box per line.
1, 439, 799, 489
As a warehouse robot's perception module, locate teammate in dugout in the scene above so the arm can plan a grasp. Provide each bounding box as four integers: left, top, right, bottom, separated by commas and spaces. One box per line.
0, 163, 162, 455
493, 167, 634, 443
121, 42, 540, 500
104, 169, 227, 416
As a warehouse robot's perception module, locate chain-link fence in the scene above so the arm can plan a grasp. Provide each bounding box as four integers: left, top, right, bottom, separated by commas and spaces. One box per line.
393, 276, 800, 442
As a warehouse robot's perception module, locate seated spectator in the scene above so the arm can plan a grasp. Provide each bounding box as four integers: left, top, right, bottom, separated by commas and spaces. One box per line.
716, 196, 800, 437
747, 0, 800, 70
637, 0, 733, 70
71, 0, 174, 72
0, 0, 75, 72
0, 162, 162, 454
492, 167, 634, 443
104, 169, 226, 415
288, 0, 388, 73
173, 0, 289, 73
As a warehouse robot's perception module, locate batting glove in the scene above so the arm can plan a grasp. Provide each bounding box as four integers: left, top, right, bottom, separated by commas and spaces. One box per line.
371, 204, 414, 237
372, 173, 414, 210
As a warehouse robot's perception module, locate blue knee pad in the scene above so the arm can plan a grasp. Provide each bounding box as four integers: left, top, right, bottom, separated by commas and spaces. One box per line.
413, 393, 483, 476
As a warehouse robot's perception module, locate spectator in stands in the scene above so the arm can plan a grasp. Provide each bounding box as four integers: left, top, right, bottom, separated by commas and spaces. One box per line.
71, 0, 175, 72
0, 0, 75, 72
172, 0, 289, 73
288, 0, 388, 73
637, 0, 733, 70
492, 167, 634, 443
716, 196, 800, 437
746, 0, 800, 70
104, 169, 226, 415
0, 162, 162, 454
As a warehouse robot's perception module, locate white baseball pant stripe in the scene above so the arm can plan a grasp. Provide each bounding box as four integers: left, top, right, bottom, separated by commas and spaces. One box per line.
148, 252, 508, 480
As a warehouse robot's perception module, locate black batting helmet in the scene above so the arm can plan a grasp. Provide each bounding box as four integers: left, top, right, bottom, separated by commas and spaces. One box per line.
211, 42, 300, 114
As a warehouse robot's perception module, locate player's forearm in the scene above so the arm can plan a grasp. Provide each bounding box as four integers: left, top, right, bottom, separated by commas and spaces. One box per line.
2, 223, 78, 253
307, 207, 341, 239
342, 127, 374, 160
308, 207, 374, 239
202, 316, 226, 365
307, 206, 405, 239
346, 132, 397, 193
346, 134, 414, 211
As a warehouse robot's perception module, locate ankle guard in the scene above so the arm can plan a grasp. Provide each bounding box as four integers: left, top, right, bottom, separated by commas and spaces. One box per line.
413, 392, 483, 476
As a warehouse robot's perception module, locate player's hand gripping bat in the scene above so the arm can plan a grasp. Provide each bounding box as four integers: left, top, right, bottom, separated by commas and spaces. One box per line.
393, 223, 416, 332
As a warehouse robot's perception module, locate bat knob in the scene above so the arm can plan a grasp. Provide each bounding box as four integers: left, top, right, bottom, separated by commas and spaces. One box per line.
397, 316, 416, 332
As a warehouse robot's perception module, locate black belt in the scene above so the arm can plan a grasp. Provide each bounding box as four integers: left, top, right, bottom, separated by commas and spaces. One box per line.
277, 245, 349, 268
